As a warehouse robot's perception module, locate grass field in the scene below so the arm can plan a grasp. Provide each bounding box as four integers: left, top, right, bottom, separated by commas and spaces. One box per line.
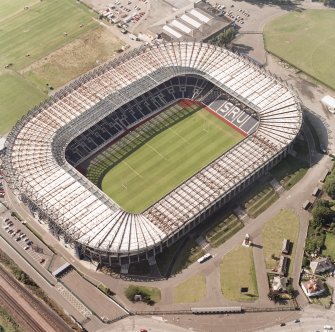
220, 246, 258, 301
23, 27, 123, 92
323, 233, 335, 260
0, 72, 46, 134
262, 209, 300, 275
0, 0, 123, 135
0, 0, 98, 69
173, 275, 206, 303
96, 101, 244, 213
264, 10, 335, 89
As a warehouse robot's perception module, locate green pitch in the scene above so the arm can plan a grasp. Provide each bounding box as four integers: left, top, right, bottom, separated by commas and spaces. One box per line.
0, 0, 98, 69
0, 72, 45, 135
88, 101, 244, 213
264, 10, 335, 89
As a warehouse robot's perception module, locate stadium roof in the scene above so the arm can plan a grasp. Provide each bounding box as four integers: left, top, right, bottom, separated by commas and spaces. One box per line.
3, 42, 302, 257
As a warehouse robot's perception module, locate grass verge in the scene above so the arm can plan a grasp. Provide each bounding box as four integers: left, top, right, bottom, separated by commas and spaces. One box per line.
322, 232, 335, 260
220, 246, 258, 301
243, 184, 279, 218
173, 274, 206, 303
270, 155, 308, 190
262, 209, 300, 275
204, 214, 244, 248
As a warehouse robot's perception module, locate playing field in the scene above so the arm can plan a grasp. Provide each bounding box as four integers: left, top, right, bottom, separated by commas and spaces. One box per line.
91, 101, 244, 213
0, 72, 46, 135
0, 0, 98, 69
264, 10, 335, 89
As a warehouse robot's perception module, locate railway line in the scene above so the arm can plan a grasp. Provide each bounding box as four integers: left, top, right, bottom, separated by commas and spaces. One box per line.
0, 265, 73, 332
0, 285, 46, 332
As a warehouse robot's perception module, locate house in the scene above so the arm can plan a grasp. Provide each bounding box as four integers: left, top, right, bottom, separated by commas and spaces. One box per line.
282, 239, 290, 255
272, 276, 287, 292
301, 278, 326, 297
278, 255, 289, 276
310, 257, 333, 274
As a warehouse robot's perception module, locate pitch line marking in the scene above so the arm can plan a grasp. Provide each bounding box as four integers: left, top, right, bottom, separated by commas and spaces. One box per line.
122, 161, 143, 178
168, 127, 190, 145
146, 143, 167, 160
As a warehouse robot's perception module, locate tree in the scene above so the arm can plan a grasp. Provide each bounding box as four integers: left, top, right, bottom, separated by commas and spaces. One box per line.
312, 201, 334, 226
286, 284, 295, 298
212, 27, 237, 47
324, 174, 335, 198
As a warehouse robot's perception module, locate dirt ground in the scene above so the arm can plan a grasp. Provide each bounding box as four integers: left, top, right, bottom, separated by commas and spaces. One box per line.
22, 27, 124, 92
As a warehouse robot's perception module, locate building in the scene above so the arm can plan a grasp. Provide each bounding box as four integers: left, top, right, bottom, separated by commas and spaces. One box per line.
272, 276, 287, 292
3, 42, 302, 271
282, 239, 290, 255
152, 2, 233, 42
278, 256, 289, 276
301, 278, 326, 297
310, 257, 333, 274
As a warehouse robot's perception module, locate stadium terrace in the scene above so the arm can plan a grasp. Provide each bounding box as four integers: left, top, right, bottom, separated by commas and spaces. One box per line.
3, 42, 302, 272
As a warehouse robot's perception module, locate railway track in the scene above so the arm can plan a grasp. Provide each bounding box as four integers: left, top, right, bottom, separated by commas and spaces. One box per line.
0, 286, 46, 332
0, 265, 73, 332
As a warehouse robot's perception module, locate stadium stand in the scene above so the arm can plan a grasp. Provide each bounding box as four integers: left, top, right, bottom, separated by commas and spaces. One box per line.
3, 42, 302, 271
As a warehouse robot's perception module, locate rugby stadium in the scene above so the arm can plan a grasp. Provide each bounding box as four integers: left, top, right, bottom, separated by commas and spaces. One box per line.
3, 42, 303, 272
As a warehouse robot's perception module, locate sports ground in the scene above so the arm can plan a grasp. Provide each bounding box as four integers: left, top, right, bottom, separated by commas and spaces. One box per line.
88, 101, 244, 213
0, 0, 122, 135
264, 9, 335, 90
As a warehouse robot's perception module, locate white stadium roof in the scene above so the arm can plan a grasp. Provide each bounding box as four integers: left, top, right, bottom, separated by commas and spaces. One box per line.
3, 42, 302, 257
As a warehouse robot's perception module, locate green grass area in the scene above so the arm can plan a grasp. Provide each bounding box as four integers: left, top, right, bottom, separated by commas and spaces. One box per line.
0, 0, 38, 22
0, 0, 98, 69
97, 102, 243, 213
322, 232, 335, 260
124, 285, 161, 304
242, 182, 279, 218
220, 246, 258, 301
270, 155, 308, 190
156, 238, 204, 276
204, 214, 244, 248
0, 72, 46, 134
262, 209, 300, 275
173, 274, 206, 303
264, 10, 335, 89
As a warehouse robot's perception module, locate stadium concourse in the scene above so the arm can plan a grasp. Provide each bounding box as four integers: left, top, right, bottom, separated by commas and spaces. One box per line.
3, 42, 302, 272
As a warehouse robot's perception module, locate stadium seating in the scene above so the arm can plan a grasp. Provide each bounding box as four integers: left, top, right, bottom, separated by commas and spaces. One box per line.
3, 42, 302, 263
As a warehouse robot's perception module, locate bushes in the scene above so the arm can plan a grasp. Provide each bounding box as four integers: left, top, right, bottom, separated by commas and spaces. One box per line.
124, 285, 160, 305
324, 173, 335, 198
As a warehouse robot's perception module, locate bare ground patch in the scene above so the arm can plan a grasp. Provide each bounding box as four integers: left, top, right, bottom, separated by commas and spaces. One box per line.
23, 27, 124, 92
